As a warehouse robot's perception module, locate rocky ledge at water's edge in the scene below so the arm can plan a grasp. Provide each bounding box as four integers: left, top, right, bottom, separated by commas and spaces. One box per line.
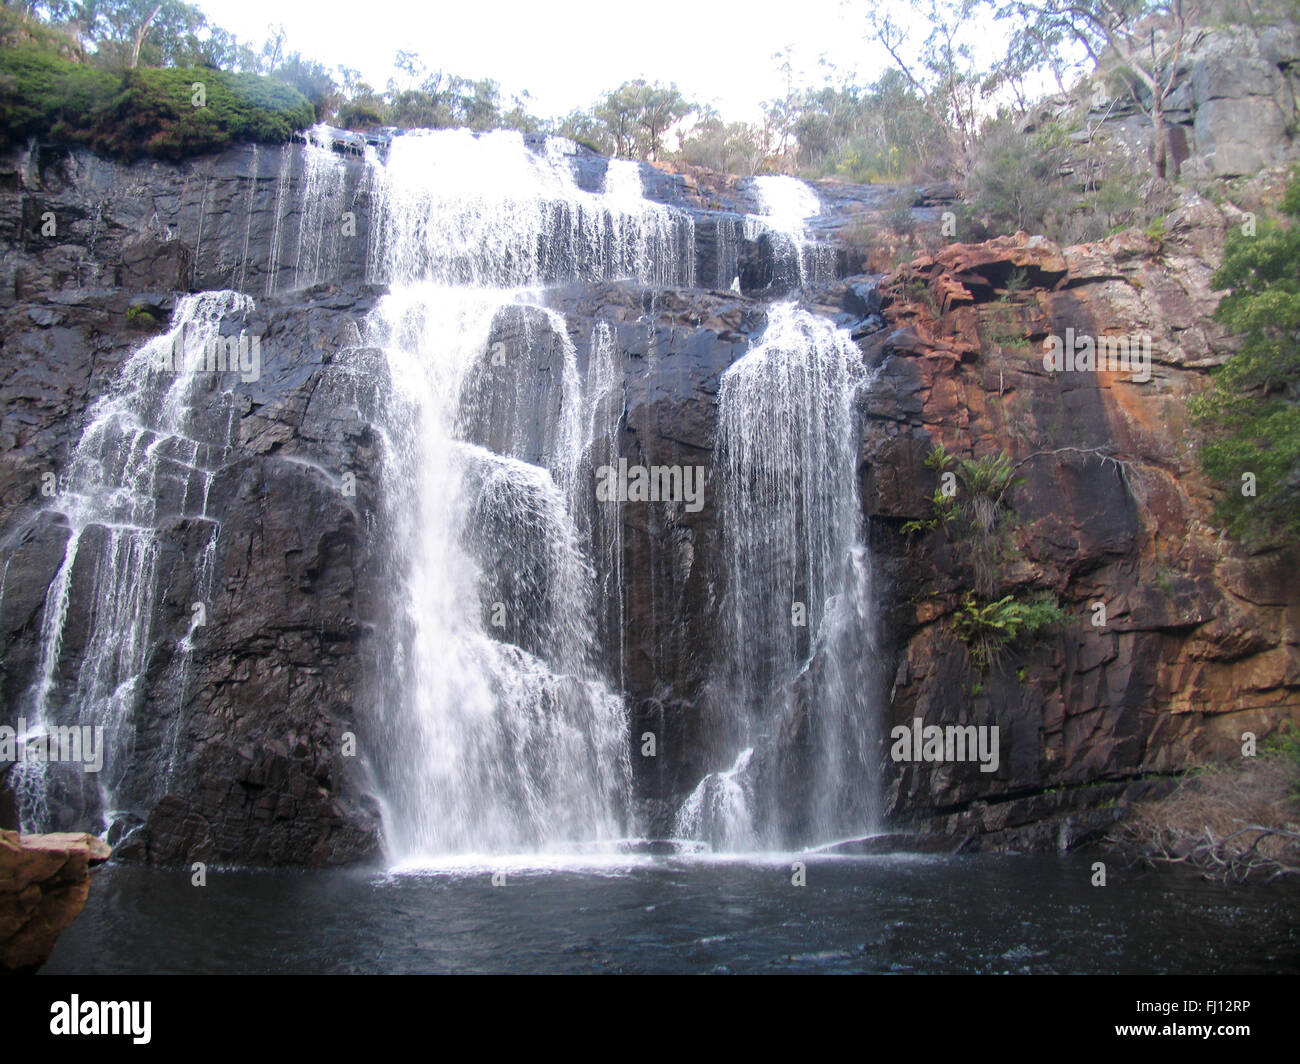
0, 829, 109, 972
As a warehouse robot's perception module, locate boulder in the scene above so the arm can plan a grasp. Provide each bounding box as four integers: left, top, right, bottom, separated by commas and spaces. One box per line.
0, 830, 109, 973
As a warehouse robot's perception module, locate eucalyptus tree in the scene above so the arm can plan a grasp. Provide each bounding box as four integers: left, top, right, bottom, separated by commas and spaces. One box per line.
990, 0, 1198, 178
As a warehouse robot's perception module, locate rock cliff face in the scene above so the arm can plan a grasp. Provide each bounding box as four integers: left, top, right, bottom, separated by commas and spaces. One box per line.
1030, 17, 1300, 179
0, 143, 391, 864
0, 135, 1294, 863
0, 280, 389, 864
858, 215, 1300, 848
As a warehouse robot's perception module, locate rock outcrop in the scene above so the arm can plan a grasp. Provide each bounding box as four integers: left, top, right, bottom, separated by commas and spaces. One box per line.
0, 829, 109, 972
1028, 14, 1300, 179
856, 213, 1300, 849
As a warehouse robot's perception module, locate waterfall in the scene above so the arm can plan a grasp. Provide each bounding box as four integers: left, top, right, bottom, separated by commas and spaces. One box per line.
359, 130, 693, 861
366, 130, 694, 289
579, 322, 626, 689
5, 127, 883, 862
749, 176, 822, 236
3, 128, 692, 858
673, 303, 879, 850
10, 291, 253, 833
292, 127, 351, 289
715, 216, 743, 291
745, 175, 835, 289
264, 147, 293, 295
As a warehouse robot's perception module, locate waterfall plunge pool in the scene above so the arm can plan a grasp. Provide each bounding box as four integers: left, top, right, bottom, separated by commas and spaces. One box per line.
42, 852, 1299, 974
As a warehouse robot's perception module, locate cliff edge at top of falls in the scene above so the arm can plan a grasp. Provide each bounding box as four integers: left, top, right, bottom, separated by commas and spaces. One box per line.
0, 132, 1294, 863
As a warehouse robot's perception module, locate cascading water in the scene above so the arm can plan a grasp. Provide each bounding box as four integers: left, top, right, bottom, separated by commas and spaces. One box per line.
366, 130, 693, 290
4, 128, 689, 858
672, 303, 880, 851
292, 127, 352, 289
749, 176, 822, 236
745, 175, 836, 289
578, 322, 627, 689
358, 130, 693, 861
6, 125, 881, 863
9, 291, 253, 833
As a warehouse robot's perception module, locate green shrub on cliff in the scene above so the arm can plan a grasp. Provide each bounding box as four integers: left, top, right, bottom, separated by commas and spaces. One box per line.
953, 592, 1066, 672
100, 67, 315, 158
0, 47, 118, 146
962, 117, 1074, 238
0, 46, 314, 159
922, 443, 1023, 598
903, 443, 1065, 672
1191, 173, 1300, 543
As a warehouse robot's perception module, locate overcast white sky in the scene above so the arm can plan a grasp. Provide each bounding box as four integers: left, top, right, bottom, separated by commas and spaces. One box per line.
196, 0, 921, 121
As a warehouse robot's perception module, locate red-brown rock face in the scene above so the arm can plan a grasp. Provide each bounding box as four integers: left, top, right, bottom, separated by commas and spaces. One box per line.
856, 210, 1300, 849
0, 829, 109, 972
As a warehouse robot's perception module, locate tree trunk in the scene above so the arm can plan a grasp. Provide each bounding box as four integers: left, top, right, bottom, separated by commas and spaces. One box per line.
129, 5, 164, 70
1151, 98, 1169, 180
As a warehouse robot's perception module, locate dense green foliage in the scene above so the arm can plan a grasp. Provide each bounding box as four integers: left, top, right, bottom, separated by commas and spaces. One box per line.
0, 45, 116, 144
106, 67, 315, 158
1190, 174, 1300, 542
953, 592, 1067, 671
0, 42, 314, 157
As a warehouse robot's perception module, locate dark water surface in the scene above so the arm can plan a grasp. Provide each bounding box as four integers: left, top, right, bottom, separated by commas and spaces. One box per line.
44, 852, 1300, 974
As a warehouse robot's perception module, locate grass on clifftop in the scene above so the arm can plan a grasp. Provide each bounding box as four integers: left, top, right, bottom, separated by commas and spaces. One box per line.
0, 47, 315, 160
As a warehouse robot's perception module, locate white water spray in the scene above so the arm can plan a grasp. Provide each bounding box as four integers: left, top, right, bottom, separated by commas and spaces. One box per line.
745, 175, 834, 289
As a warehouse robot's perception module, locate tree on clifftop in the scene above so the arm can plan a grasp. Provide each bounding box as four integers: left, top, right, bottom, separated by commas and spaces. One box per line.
865, 0, 995, 178
990, 0, 1199, 179
37, 0, 244, 69
595, 80, 693, 161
